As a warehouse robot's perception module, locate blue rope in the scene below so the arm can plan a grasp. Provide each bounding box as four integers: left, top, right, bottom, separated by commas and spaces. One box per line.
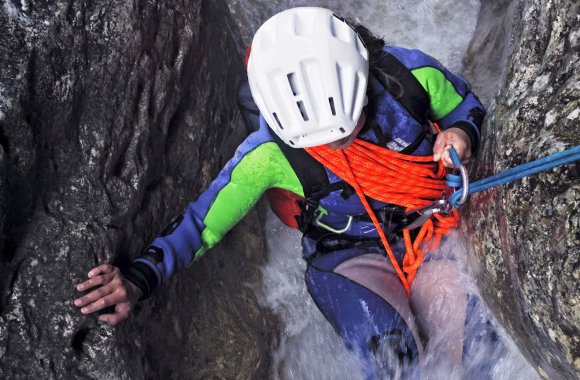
446, 148, 463, 187
448, 145, 580, 207
449, 147, 462, 168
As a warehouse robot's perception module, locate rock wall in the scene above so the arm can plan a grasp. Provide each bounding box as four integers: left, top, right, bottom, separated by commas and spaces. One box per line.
463, 0, 579, 378
0, 1, 277, 379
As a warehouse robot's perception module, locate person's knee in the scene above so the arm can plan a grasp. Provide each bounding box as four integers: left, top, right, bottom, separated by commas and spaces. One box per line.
463, 294, 502, 357
369, 327, 420, 379
460, 294, 507, 379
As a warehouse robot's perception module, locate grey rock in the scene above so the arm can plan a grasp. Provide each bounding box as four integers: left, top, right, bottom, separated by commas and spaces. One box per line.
0, 0, 277, 379
463, 0, 579, 378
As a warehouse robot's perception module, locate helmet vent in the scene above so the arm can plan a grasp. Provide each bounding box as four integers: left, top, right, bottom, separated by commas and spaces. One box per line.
339, 127, 346, 133
349, 72, 361, 120
329, 97, 336, 115
356, 36, 368, 58
287, 73, 299, 95
273, 112, 284, 130
296, 101, 309, 121
330, 14, 353, 44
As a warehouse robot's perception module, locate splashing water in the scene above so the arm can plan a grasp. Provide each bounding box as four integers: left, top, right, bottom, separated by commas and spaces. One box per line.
226, 0, 540, 378
258, 210, 364, 379
258, 210, 538, 379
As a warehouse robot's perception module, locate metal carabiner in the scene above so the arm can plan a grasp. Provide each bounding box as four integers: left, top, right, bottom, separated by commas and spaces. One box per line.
404, 199, 450, 230
455, 165, 469, 206
447, 147, 470, 208
314, 208, 353, 234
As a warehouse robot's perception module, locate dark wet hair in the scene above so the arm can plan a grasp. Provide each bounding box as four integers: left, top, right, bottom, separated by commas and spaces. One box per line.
346, 20, 386, 68
345, 18, 404, 98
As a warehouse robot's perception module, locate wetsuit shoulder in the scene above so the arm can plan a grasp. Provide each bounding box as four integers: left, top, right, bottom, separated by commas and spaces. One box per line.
384, 46, 486, 153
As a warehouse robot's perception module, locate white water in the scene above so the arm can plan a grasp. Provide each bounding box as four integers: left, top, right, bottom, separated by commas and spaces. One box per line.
257, 214, 363, 379
257, 210, 538, 379
226, 1, 541, 378
227, 0, 481, 72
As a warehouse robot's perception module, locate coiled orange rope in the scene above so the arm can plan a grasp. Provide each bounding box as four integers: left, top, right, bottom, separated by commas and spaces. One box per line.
305, 139, 459, 296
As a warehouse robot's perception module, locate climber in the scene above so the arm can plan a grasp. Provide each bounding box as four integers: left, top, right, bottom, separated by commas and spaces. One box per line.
74, 7, 499, 378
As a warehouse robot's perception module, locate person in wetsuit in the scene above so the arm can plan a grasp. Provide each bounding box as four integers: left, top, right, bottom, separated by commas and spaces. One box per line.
74, 7, 500, 379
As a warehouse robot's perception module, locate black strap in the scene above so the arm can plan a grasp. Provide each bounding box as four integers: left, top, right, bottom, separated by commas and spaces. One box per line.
271, 132, 360, 231
270, 131, 329, 199
374, 52, 430, 126
369, 119, 389, 147
399, 128, 426, 155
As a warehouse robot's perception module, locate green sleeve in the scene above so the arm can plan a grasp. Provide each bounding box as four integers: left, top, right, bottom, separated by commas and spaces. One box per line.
411, 67, 464, 120
196, 142, 303, 258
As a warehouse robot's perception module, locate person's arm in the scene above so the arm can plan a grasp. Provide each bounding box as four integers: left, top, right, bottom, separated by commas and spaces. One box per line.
74, 127, 303, 324
125, 131, 302, 297
386, 47, 486, 166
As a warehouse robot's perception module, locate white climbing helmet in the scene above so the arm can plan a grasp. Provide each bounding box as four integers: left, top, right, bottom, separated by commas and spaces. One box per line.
247, 7, 369, 148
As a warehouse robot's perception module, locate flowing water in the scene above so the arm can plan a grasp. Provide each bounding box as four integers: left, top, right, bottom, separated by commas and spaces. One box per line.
226, 1, 541, 378
228, 0, 482, 72
257, 212, 539, 380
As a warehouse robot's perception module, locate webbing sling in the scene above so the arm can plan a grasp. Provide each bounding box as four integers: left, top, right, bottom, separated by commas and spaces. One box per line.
373, 51, 429, 126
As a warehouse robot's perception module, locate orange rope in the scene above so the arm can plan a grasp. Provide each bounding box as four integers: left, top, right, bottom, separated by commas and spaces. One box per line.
305, 139, 459, 297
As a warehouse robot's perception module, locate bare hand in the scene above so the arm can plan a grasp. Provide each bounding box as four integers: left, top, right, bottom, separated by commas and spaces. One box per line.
433, 127, 472, 168
74, 263, 143, 326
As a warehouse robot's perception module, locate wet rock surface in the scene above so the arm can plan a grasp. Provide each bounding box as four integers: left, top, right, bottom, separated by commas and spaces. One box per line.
0, 1, 277, 379
463, 0, 579, 378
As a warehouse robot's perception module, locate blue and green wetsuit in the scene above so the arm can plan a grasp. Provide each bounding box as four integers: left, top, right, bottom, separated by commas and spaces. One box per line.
124, 46, 493, 377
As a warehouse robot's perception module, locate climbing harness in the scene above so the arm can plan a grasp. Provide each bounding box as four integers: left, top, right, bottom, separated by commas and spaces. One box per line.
405, 146, 469, 230
306, 142, 580, 297
306, 140, 460, 297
